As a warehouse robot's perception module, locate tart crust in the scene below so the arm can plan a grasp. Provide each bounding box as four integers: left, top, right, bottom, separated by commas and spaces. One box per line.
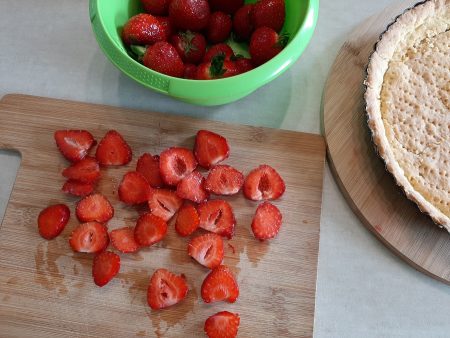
365, 0, 450, 232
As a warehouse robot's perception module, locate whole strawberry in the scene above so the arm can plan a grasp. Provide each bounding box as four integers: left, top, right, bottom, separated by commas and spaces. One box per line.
251, 0, 286, 32
234, 57, 254, 74
203, 43, 234, 63
233, 4, 254, 41
196, 54, 239, 80
206, 12, 232, 44
122, 13, 165, 45
209, 0, 244, 15
171, 31, 206, 64
184, 64, 198, 79
169, 0, 210, 31
141, 0, 170, 16
143, 41, 185, 78
249, 27, 287, 66
156, 16, 173, 40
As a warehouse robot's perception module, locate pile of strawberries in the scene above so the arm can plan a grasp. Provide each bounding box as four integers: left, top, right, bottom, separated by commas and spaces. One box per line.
37, 128, 285, 337
121, 0, 287, 79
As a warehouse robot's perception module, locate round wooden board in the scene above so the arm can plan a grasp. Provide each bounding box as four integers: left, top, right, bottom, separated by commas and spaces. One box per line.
323, 0, 450, 285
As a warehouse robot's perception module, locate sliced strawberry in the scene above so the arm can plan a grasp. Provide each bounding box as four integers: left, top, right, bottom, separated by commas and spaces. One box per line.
159, 147, 197, 185
194, 130, 230, 169
92, 251, 120, 287
251, 202, 282, 240
136, 153, 164, 188
69, 221, 109, 253
75, 193, 114, 223
198, 200, 235, 239
54, 130, 95, 163
243, 164, 285, 201
62, 180, 95, 197
175, 204, 200, 237
134, 213, 168, 247
204, 311, 240, 338
176, 171, 209, 203
205, 165, 244, 195
147, 268, 188, 310
188, 233, 224, 269
62, 156, 100, 183
95, 130, 132, 166
201, 265, 239, 303
148, 188, 183, 221
110, 227, 140, 253
37, 204, 70, 240
119, 171, 153, 205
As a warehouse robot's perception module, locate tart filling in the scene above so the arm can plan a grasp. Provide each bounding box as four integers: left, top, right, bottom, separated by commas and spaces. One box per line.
365, 0, 450, 231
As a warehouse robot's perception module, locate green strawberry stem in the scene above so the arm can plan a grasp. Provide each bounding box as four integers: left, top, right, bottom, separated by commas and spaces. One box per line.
277, 33, 290, 48
129, 45, 147, 62
210, 53, 227, 78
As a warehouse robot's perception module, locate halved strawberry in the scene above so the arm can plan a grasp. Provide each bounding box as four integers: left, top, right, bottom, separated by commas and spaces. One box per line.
37, 204, 70, 240
76, 193, 114, 223
134, 213, 168, 247
243, 164, 285, 201
136, 153, 164, 188
176, 171, 209, 203
148, 188, 183, 221
201, 265, 239, 303
251, 202, 282, 240
147, 268, 188, 310
54, 130, 95, 163
159, 147, 197, 186
194, 130, 230, 169
175, 204, 200, 237
92, 251, 120, 287
118, 171, 153, 205
110, 227, 140, 253
69, 221, 109, 253
205, 165, 244, 195
62, 180, 95, 197
188, 233, 224, 269
62, 156, 100, 183
198, 200, 235, 239
95, 130, 132, 166
204, 311, 240, 338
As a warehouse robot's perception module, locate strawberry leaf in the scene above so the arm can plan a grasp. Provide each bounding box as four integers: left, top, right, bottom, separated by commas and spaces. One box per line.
277, 33, 290, 48
210, 53, 226, 78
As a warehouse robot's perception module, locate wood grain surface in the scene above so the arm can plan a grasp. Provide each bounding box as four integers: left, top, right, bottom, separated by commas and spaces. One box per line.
0, 94, 325, 337
323, 0, 450, 285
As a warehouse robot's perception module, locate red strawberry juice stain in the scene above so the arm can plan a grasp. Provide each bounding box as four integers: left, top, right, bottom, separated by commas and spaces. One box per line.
117, 269, 148, 306
228, 243, 236, 254
136, 330, 146, 337
374, 224, 383, 233
2, 295, 11, 302
6, 276, 19, 285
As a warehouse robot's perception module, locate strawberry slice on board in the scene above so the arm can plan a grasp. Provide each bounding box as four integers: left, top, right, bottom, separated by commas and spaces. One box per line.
136, 153, 165, 188
198, 200, 236, 239
194, 130, 230, 169
188, 233, 224, 269
148, 188, 183, 221
175, 204, 200, 237
201, 265, 239, 303
95, 130, 132, 166
176, 170, 209, 203
251, 202, 282, 240
204, 311, 240, 338
54, 130, 95, 163
62, 156, 100, 183
69, 221, 109, 253
118, 171, 153, 205
92, 251, 120, 287
75, 193, 114, 223
62, 180, 95, 197
159, 147, 198, 186
110, 227, 140, 253
134, 213, 168, 247
147, 268, 189, 310
37, 204, 70, 240
243, 164, 285, 201
204, 165, 244, 195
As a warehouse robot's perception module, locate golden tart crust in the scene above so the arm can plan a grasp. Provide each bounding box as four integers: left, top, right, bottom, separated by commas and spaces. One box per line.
365, 0, 450, 232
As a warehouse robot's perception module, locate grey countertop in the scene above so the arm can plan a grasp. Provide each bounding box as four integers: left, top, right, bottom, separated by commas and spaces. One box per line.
0, 0, 449, 337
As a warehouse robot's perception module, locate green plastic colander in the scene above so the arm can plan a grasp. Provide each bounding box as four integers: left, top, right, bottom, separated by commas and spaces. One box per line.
89, 0, 319, 106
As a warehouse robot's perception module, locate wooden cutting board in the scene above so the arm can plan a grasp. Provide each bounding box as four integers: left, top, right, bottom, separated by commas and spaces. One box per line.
0, 94, 325, 337
323, 0, 450, 285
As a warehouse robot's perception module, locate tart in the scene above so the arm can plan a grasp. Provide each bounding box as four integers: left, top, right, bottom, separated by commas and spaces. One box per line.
365, 0, 450, 231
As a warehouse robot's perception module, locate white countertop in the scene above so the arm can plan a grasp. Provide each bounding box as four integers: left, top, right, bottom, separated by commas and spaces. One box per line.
1, 0, 449, 336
